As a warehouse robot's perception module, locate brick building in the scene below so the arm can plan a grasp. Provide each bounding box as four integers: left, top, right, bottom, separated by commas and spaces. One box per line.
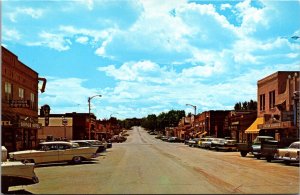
201, 110, 231, 137
246, 71, 299, 142
1, 46, 45, 152
38, 114, 73, 141
224, 111, 257, 142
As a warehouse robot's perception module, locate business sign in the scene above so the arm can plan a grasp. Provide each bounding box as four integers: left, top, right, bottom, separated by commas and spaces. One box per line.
9, 100, 30, 108
19, 121, 41, 129
1, 121, 12, 126
62, 119, 68, 126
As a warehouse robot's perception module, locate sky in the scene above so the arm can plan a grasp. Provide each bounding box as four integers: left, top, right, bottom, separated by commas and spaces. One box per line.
2, 0, 300, 120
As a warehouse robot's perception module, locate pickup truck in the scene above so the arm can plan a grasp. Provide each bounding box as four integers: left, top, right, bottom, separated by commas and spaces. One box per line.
237, 136, 274, 158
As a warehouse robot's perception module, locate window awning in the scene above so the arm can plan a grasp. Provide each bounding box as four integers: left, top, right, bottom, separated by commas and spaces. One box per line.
245, 117, 264, 134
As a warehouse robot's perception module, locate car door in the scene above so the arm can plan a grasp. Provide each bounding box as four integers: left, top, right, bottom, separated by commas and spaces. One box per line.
57, 143, 72, 162
41, 144, 59, 163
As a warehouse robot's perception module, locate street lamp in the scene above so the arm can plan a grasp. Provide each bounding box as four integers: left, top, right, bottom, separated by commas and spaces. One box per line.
62, 116, 67, 139
88, 94, 102, 139
110, 112, 119, 118
186, 104, 197, 115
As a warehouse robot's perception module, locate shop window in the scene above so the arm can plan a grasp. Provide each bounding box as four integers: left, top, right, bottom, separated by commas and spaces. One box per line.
259, 94, 265, 111
269, 90, 275, 109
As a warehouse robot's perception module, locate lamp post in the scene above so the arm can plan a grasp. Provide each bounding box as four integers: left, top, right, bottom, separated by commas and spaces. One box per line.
88, 94, 102, 139
62, 116, 67, 139
186, 104, 197, 115
110, 112, 119, 118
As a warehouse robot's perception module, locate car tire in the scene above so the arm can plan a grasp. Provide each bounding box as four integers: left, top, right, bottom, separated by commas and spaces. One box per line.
240, 151, 247, 157
72, 156, 82, 164
255, 155, 261, 159
266, 156, 272, 162
284, 160, 290, 165
1, 180, 9, 194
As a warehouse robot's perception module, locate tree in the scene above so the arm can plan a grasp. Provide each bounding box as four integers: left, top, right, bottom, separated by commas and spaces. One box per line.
234, 102, 242, 111
234, 100, 257, 111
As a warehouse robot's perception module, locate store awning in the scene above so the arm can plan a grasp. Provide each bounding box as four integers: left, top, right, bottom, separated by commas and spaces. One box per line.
245, 117, 264, 134
200, 131, 207, 137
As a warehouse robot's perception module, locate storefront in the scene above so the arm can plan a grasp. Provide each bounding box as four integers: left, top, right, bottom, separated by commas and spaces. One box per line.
2, 115, 40, 152
258, 121, 298, 144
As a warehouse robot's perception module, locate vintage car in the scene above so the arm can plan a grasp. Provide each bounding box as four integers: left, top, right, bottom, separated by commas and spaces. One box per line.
215, 139, 237, 151
167, 136, 181, 143
198, 137, 215, 149
209, 138, 226, 150
9, 141, 98, 164
188, 138, 201, 147
2, 146, 39, 193
70, 140, 106, 153
274, 141, 300, 165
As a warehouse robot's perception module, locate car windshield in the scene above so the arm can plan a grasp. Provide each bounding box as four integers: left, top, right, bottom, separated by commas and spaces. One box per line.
289, 142, 300, 149
253, 137, 273, 144
71, 143, 80, 148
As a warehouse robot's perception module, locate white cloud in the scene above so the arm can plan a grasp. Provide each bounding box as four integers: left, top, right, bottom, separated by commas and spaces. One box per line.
2, 28, 22, 41
220, 4, 231, 11
8, 7, 44, 22
26, 31, 71, 51
76, 36, 89, 44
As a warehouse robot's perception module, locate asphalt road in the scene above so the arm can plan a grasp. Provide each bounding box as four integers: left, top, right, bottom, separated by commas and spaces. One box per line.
9, 126, 299, 194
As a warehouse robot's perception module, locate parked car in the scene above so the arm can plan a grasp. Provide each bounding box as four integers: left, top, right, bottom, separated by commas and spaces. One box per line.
216, 139, 237, 151
111, 135, 127, 143
188, 138, 201, 147
9, 141, 98, 164
210, 138, 226, 150
274, 141, 300, 165
70, 140, 106, 153
160, 136, 169, 141
167, 137, 180, 143
2, 146, 39, 193
106, 140, 112, 148
198, 137, 215, 149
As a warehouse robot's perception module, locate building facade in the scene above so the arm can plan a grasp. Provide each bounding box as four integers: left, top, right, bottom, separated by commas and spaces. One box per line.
1, 46, 42, 152
225, 111, 257, 142
246, 71, 299, 142
38, 114, 73, 141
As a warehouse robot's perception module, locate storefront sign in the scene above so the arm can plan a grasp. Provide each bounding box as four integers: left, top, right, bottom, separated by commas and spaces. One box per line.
231, 121, 239, 125
9, 100, 30, 108
258, 121, 293, 129
1, 121, 11, 126
19, 121, 41, 129
281, 111, 294, 121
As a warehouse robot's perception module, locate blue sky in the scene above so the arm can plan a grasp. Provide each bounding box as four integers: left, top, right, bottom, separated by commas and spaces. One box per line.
2, 0, 300, 119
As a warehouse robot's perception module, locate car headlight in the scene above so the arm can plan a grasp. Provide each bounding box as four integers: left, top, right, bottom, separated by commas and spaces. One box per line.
9, 153, 14, 160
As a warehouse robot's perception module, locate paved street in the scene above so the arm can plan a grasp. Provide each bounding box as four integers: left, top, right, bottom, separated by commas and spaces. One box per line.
10, 126, 299, 194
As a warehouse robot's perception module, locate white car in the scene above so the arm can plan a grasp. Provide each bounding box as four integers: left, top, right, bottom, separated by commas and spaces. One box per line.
2, 146, 39, 193
274, 141, 300, 165
9, 141, 98, 164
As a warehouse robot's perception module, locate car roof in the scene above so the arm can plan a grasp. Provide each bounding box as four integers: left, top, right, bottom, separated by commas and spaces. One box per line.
256, 136, 274, 138
39, 141, 71, 145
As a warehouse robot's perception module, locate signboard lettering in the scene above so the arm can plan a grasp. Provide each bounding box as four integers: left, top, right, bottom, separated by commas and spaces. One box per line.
9, 100, 30, 108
